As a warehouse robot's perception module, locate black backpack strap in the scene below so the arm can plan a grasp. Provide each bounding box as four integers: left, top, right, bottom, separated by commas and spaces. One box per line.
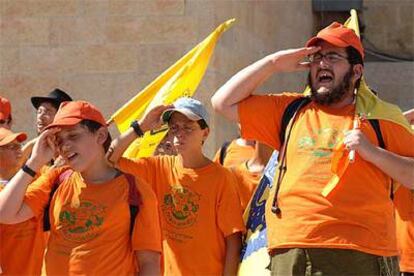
43, 169, 73, 231
368, 119, 385, 150
219, 141, 231, 165
271, 96, 311, 214
368, 119, 394, 200
124, 173, 141, 235
279, 97, 312, 147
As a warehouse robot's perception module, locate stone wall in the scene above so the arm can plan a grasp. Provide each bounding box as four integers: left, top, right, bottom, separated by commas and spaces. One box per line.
0, 0, 412, 157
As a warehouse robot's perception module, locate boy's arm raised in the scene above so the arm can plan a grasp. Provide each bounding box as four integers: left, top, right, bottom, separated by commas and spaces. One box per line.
0, 128, 58, 224
106, 105, 172, 166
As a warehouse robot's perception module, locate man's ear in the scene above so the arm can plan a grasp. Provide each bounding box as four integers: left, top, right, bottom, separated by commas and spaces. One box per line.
352, 64, 363, 83
202, 128, 210, 144
96, 127, 109, 146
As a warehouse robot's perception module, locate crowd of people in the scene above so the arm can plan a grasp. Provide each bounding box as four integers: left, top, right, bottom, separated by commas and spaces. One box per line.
0, 20, 413, 276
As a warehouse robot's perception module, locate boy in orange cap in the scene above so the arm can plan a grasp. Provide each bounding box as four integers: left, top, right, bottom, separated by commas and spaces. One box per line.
107, 97, 245, 276
0, 128, 46, 276
212, 21, 414, 274
0, 101, 162, 275
0, 96, 12, 129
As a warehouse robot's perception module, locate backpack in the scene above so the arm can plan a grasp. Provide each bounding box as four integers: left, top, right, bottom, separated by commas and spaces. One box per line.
218, 141, 231, 165
271, 96, 389, 215
43, 170, 141, 234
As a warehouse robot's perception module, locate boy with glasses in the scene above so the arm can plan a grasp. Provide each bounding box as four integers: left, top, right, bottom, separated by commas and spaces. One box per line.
107, 97, 245, 275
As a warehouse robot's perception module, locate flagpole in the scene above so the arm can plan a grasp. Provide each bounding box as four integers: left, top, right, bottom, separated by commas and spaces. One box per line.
349, 87, 358, 162
106, 118, 114, 126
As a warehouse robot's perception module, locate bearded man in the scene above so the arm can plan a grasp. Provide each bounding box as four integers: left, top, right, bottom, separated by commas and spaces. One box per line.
212, 22, 414, 275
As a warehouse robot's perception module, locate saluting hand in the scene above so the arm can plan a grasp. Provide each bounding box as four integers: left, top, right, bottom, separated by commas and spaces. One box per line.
27, 128, 60, 171
269, 46, 321, 73
139, 105, 173, 133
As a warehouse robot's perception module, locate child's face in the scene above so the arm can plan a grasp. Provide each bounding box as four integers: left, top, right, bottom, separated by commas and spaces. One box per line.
0, 140, 22, 171
168, 112, 208, 154
55, 124, 104, 172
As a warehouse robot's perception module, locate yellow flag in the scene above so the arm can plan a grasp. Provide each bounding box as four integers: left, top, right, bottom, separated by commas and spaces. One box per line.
110, 19, 235, 157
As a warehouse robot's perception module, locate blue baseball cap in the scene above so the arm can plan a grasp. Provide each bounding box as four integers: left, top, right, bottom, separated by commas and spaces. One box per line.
162, 97, 209, 127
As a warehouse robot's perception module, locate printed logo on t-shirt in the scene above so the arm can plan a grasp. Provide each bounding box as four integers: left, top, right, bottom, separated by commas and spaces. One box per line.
58, 201, 106, 242
297, 128, 343, 157
162, 184, 200, 228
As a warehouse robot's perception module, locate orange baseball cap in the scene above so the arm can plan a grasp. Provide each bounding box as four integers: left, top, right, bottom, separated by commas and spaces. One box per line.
0, 128, 27, 146
45, 101, 106, 130
0, 96, 11, 121
306, 22, 364, 59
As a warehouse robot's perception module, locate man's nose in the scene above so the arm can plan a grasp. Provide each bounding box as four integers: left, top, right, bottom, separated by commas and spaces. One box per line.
318, 58, 330, 68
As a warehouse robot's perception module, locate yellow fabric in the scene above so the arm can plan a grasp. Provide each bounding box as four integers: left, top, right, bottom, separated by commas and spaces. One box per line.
110, 19, 235, 157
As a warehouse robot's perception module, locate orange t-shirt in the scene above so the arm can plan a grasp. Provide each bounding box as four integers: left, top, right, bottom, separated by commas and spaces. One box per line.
24, 167, 162, 275
231, 163, 262, 211
394, 186, 414, 272
213, 139, 255, 167
0, 182, 45, 276
118, 156, 245, 276
239, 93, 414, 256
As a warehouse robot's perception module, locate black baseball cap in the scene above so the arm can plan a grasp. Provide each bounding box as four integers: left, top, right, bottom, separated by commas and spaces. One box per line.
31, 88, 73, 110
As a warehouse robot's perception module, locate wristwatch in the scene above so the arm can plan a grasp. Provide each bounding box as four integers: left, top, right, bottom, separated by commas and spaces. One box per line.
130, 120, 144, 137
21, 164, 37, 178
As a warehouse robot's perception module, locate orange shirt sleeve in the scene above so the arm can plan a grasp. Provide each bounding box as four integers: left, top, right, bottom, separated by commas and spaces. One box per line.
380, 120, 414, 157
118, 157, 156, 189
238, 93, 300, 151
216, 169, 246, 237
24, 167, 65, 217
381, 120, 414, 193
131, 177, 162, 252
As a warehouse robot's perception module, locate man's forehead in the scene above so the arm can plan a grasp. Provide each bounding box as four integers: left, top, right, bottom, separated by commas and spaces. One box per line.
38, 101, 57, 111
55, 124, 85, 136
169, 112, 195, 124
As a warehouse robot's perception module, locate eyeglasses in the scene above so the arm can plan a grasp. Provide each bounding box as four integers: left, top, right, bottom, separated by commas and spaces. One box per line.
308, 52, 349, 64
169, 124, 199, 135
0, 143, 22, 151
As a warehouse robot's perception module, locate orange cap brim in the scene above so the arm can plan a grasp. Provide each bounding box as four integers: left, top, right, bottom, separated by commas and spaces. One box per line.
0, 132, 27, 146
44, 117, 83, 131
306, 35, 349, 49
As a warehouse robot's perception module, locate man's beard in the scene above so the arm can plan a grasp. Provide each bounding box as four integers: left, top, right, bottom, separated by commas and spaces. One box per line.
308, 68, 353, 106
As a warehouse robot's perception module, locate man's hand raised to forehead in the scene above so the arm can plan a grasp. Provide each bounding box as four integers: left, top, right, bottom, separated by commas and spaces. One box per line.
269, 46, 321, 73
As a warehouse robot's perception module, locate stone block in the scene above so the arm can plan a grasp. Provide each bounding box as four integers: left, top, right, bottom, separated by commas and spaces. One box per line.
83, 45, 138, 72
0, 47, 20, 73
1, 0, 78, 17
18, 46, 86, 74
109, 0, 184, 16
80, 0, 109, 16
0, 18, 49, 45
50, 17, 106, 46
136, 43, 190, 74
106, 16, 197, 44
